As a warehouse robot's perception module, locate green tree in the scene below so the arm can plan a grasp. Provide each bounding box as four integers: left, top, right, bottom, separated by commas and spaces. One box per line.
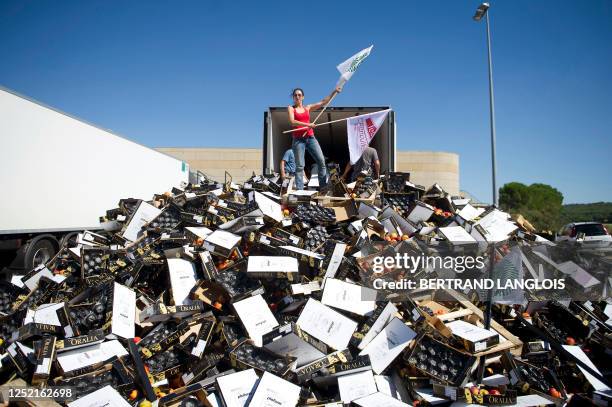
499, 182, 530, 209
499, 182, 564, 231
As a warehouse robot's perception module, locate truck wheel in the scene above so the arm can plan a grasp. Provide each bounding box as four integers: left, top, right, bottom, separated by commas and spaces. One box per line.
59, 232, 79, 248
24, 236, 58, 271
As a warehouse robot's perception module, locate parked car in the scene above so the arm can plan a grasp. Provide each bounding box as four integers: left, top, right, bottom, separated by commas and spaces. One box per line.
556, 222, 612, 246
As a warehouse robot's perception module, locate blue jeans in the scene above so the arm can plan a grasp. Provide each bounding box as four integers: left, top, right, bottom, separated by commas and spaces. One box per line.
292, 136, 327, 190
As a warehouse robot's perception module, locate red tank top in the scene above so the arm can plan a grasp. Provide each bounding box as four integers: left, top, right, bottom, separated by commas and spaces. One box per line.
292, 106, 314, 138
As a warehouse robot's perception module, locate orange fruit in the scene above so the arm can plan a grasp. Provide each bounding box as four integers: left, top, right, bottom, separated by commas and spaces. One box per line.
129, 390, 139, 400
566, 337, 576, 345
401, 234, 410, 240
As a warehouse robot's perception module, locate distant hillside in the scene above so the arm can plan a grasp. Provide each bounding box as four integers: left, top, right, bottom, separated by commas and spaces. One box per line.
561, 202, 612, 224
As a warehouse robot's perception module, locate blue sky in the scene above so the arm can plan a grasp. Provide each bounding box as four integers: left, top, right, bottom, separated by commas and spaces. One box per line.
1, 0, 610, 204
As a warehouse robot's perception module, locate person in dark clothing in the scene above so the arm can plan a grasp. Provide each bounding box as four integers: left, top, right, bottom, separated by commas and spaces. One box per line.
341, 146, 380, 182
280, 148, 296, 180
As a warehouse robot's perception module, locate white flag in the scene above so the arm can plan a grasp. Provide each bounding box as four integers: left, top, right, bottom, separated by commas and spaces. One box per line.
347, 110, 390, 164
336, 45, 373, 86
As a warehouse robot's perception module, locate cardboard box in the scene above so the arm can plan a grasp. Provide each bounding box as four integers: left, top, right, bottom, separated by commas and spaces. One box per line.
183, 315, 216, 358
229, 340, 296, 377
321, 278, 377, 316
140, 301, 206, 323
271, 228, 303, 247
262, 322, 329, 367
337, 370, 378, 403
438, 226, 478, 245
67, 385, 131, 407
199, 250, 219, 281
56, 340, 128, 376
158, 382, 213, 407
54, 362, 134, 400
167, 257, 199, 306
359, 318, 416, 374
253, 191, 283, 222
321, 243, 348, 281
191, 280, 229, 310
181, 352, 225, 385
351, 302, 398, 350
353, 392, 410, 407
32, 336, 56, 385
21, 265, 65, 292
55, 329, 105, 353
253, 232, 289, 251
6, 342, 32, 375
215, 368, 259, 407
111, 282, 136, 339
295, 349, 353, 383
17, 322, 61, 342
246, 255, 299, 281
23, 301, 76, 338
406, 201, 435, 223
185, 226, 214, 241
290, 280, 322, 296
139, 321, 191, 359
404, 334, 476, 386
248, 371, 301, 407
149, 204, 182, 231
296, 299, 358, 351
329, 200, 360, 222
224, 216, 265, 234
203, 230, 242, 258
122, 200, 162, 242
287, 189, 319, 205
213, 270, 264, 302
232, 294, 278, 347
446, 320, 500, 353
311, 355, 372, 386
277, 245, 324, 269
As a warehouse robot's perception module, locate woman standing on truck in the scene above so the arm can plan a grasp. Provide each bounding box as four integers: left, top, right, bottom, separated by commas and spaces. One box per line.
288, 86, 342, 190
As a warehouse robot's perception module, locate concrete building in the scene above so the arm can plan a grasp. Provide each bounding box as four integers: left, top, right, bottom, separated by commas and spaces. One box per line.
156, 147, 460, 195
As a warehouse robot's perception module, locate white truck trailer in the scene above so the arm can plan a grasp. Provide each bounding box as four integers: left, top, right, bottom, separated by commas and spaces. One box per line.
0, 87, 190, 272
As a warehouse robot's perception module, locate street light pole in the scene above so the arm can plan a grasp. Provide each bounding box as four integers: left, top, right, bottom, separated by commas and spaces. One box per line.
474, 3, 498, 207
473, 3, 497, 383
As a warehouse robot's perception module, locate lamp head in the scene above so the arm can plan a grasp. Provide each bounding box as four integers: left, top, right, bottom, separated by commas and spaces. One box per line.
473, 2, 490, 21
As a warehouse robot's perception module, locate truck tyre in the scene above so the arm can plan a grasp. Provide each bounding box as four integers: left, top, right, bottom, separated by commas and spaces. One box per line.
24, 235, 58, 271
59, 232, 79, 249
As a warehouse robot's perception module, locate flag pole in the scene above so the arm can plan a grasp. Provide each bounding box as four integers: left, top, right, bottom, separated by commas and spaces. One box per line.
283, 109, 391, 134
310, 91, 339, 125
296, 86, 341, 138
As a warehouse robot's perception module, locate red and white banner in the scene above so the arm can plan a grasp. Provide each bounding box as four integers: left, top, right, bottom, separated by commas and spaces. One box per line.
347, 109, 390, 164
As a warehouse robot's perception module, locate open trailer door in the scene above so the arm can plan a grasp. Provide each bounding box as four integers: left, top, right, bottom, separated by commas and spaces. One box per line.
263, 106, 395, 176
